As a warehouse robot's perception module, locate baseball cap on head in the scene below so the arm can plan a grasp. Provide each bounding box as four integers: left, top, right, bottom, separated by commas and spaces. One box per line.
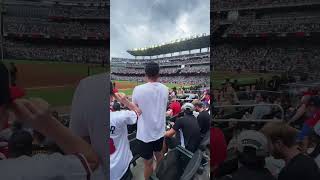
237, 130, 269, 157
145, 62, 160, 77
182, 103, 195, 112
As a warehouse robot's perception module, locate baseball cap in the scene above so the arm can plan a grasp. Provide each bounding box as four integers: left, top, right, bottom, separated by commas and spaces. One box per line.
182, 103, 194, 112
237, 130, 269, 157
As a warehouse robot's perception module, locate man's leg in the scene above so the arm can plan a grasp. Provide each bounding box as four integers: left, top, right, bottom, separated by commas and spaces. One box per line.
161, 139, 168, 155
153, 137, 165, 169
138, 140, 154, 180
144, 158, 154, 180
154, 151, 164, 168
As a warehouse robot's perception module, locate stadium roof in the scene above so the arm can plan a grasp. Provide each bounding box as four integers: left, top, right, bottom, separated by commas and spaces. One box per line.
127, 34, 210, 57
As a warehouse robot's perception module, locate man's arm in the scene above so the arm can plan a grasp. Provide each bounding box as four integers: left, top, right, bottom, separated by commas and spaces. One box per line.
288, 105, 306, 124
12, 99, 99, 171
114, 93, 142, 116
166, 109, 173, 116
165, 128, 176, 138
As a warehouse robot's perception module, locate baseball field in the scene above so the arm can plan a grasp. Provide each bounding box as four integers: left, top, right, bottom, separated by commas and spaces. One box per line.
3, 59, 106, 112
113, 80, 191, 96
114, 71, 275, 95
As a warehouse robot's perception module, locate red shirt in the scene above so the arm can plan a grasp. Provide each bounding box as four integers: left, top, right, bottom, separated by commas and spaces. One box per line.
306, 110, 320, 127
169, 101, 181, 116
210, 127, 227, 173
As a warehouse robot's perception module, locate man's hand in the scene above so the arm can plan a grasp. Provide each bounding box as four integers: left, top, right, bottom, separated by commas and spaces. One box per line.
114, 92, 142, 116
10, 98, 53, 131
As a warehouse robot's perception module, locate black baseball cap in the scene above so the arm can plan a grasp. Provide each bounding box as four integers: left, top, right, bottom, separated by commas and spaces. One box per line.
0, 62, 10, 106
145, 62, 160, 77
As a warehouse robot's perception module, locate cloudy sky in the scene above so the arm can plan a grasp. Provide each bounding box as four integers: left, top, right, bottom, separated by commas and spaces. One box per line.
110, 0, 210, 58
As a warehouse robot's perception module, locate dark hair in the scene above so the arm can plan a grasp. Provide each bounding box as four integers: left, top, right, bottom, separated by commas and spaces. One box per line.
0, 62, 10, 106
8, 130, 33, 158
145, 62, 160, 78
112, 101, 121, 111
194, 102, 203, 108
261, 122, 298, 148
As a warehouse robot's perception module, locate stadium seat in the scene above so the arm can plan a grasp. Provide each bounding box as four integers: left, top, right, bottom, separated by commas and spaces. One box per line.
180, 149, 203, 180
199, 130, 210, 151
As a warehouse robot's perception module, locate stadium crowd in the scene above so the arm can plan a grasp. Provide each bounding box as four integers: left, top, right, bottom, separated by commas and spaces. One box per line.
211, 75, 320, 180
213, 44, 320, 74
213, 0, 320, 9
4, 17, 108, 38
110, 62, 210, 179
111, 52, 210, 86
111, 74, 209, 85
112, 65, 209, 75
4, 41, 107, 63
225, 18, 320, 34
49, 6, 107, 19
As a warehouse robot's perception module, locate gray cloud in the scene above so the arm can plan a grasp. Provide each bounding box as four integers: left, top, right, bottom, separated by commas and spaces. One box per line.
111, 0, 210, 58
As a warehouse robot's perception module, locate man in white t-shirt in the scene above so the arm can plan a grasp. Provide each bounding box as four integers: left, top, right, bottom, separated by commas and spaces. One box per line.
132, 62, 169, 179
110, 83, 141, 180
69, 73, 109, 179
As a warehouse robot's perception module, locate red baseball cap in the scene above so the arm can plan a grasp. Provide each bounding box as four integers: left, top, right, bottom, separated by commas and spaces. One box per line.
10, 86, 25, 100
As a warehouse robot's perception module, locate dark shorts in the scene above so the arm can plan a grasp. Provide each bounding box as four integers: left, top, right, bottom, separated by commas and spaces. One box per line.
138, 137, 164, 160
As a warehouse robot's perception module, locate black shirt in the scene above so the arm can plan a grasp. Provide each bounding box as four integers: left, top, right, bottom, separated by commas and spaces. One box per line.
197, 111, 210, 136
173, 114, 201, 152
219, 166, 276, 180
278, 154, 320, 180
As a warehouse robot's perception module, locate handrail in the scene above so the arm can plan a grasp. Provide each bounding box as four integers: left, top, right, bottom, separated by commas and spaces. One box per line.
214, 103, 284, 122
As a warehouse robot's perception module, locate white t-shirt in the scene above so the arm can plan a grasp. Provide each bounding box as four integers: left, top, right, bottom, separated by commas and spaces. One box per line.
265, 156, 285, 178
0, 153, 90, 180
70, 73, 108, 179
132, 82, 168, 143
110, 110, 137, 180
